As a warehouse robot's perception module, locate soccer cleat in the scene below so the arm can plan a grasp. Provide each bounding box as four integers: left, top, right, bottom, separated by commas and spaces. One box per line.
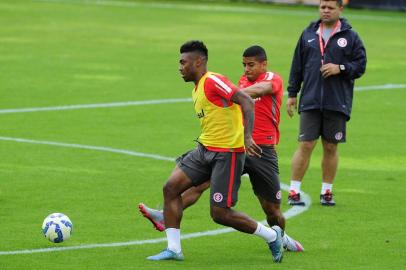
268, 226, 284, 263
287, 190, 305, 206
147, 248, 184, 261
138, 203, 166, 231
320, 189, 335, 206
283, 233, 304, 252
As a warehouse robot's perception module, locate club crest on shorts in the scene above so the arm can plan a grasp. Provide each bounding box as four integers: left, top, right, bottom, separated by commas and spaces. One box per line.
276, 190, 282, 200
337, 38, 347, 48
335, 132, 343, 140
213, 192, 223, 202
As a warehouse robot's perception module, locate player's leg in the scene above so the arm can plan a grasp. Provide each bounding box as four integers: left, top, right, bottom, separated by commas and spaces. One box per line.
147, 145, 211, 261
162, 167, 194, 229
257, 197, 304, 252
245, 147, 303, 252
181, 181, 210, 209
147, 166, 192, 261
288, 110, 321, 205
257, 197, 285, 230
139, 182, 210, 232
319, 110, 347, 206
209, 205, 283, 262
209, 151, 283, 263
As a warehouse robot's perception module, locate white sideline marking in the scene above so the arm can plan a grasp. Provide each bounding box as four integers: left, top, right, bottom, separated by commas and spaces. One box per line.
0, 98, 192, 115
0, 136, 174, 162
35, 0, 406, 23
0, 136, 311, 255
0, 84, 404, 115
355, 84, 406, 91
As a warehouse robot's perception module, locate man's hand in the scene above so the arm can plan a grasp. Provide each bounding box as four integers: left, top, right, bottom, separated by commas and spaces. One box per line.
320, 63, 340, 78
245, 137, 262, 158
286, 97, 297, 118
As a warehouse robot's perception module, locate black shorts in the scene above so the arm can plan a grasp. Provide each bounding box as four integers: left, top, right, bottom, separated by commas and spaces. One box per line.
243, 146, 281, 204
176, 144, 245, 208
299, 109, 347, 143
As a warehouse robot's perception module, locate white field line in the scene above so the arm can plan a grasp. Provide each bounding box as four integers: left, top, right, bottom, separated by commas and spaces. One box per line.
354, 84, 406, 91
0, 136, 174, 161
0, 136, 311, 255
0, 84, 405, 115
35, 0, 406, 23
0, 98, 192, 115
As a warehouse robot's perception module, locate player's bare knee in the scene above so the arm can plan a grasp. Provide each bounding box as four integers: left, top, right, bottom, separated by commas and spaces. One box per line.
163, 181, 179, 199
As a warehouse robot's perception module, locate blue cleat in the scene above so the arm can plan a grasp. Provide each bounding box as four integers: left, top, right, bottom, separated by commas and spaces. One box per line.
147, 248, 184, 261
268, 226, 283, 263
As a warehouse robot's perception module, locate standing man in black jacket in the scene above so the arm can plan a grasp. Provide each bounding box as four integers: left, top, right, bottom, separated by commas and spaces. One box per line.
286, 0, 366, 206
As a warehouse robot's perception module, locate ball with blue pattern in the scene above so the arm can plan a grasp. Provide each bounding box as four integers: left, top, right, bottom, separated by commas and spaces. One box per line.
42, 213, 73, 243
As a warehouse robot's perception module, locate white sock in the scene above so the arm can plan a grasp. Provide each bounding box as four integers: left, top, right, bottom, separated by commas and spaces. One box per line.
165, 228, 181, 253
253, 222, 277, 243
321, 182, 333, 194
290, 180, 302, 193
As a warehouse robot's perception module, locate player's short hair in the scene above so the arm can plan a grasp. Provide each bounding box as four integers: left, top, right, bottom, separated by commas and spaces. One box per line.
180, 40, 208, 60
243, 45, 267, 62
321, 0, 343, 7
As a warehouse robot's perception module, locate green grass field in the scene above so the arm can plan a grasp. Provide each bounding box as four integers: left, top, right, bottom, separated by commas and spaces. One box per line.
0, 0, 405, 269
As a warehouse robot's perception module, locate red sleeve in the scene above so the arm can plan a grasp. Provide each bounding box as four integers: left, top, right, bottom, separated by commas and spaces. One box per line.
271, 73, 284, 96
205, 74, 238, 101
258, 72, 283, 96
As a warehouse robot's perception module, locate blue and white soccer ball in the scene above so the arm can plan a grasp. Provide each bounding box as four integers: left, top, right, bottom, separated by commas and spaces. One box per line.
42, 213, 73, 243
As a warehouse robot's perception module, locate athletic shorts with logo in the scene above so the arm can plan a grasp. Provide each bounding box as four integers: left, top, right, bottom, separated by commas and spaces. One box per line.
243, 146, 281, 204
176, 143, 245, 208
299, 109, 347, 143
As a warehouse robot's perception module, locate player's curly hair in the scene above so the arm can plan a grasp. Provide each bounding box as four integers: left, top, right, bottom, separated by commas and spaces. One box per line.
180, 40, 208, 60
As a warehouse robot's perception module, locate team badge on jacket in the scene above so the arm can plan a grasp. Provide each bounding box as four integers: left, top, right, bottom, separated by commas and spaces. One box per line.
337, 38, 347, 48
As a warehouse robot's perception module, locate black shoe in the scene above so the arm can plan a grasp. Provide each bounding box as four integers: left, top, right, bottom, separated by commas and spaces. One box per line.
320, 189, 335, 206
287, 191, 305, 206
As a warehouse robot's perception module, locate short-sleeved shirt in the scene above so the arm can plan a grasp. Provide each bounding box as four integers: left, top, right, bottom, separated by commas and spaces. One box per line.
238, 71, 283, 145
193, 72, 244, 152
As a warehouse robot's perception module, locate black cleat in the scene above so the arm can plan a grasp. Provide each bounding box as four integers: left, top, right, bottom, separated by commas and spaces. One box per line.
287, 191, 305, 206
320, 189, 335, 206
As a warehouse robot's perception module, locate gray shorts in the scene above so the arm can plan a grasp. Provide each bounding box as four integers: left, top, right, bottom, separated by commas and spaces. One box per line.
176, 144, 245, 208
243, 146, 281, 204
299, 109, 347, 143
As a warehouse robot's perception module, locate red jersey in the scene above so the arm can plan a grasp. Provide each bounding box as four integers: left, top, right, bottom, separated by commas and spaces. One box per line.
238, 71, 283, 145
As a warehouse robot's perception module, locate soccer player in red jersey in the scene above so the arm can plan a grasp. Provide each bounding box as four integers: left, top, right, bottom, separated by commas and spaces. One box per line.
141, 45, 303, 256
146, 41, 284, 262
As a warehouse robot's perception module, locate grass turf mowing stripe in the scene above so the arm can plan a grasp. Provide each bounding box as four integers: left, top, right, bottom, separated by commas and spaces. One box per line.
0, 84, 404, 114
35, 0, 406, 23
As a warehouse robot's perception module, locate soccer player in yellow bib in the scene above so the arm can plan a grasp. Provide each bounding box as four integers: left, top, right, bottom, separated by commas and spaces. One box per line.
146, 41, 284, 263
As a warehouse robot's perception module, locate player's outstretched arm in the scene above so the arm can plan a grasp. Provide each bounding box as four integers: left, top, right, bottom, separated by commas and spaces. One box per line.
241, 82, 273, 98
231, 90, 262, 157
